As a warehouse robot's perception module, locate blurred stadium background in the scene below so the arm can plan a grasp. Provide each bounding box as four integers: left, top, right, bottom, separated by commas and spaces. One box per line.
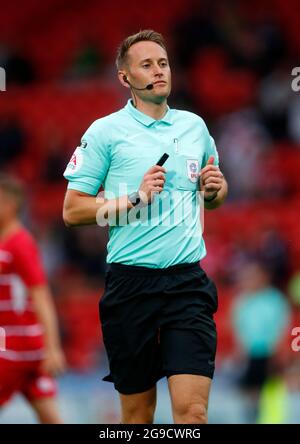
1, 0, 300, 424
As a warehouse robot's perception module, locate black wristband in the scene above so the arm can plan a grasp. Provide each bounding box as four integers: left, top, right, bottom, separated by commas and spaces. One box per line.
204, 191, 218, 202
128, 191, 141, 207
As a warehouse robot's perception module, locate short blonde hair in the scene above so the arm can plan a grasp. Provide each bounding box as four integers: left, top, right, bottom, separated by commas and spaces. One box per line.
116, 29, 167, 70
0, 174, 24, 213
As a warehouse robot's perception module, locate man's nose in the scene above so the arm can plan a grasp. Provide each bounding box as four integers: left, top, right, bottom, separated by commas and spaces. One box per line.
153, 64, 163, 76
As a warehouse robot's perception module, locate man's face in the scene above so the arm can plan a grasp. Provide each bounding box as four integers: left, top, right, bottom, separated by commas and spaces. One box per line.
0, 189, 15, 225
124, 41, 171, 103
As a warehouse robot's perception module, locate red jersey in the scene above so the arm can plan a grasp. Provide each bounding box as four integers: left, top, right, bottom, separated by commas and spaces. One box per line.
0, 228, 46, 363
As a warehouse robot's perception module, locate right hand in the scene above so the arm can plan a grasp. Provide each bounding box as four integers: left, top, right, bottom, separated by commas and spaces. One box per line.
138, 165, 166, 204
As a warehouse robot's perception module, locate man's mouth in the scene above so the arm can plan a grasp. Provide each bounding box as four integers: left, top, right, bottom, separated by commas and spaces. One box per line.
153, 81, 167, 86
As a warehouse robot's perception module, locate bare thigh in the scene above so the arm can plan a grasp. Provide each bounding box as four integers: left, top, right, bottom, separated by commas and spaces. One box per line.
30, 397, 63, 424
119, 385, 157, 424
168, 374, 212, 423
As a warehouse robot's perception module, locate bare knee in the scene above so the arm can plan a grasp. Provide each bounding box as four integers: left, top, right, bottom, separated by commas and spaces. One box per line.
122, 401, 156, 424
120, 390, 157, 424
174, 402, 208, 424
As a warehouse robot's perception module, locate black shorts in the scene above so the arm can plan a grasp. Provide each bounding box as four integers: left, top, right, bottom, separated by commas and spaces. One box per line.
99, 262, 218, 395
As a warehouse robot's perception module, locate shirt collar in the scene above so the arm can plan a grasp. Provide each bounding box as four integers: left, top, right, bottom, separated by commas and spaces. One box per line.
125, 99, 173, 127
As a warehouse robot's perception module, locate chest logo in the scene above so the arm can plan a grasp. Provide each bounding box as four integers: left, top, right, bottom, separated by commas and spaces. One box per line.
186, 160, 199, 183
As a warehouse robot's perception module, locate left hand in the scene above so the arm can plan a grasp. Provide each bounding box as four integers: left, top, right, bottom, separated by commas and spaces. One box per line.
199, 156, 224, 200
41, 346, 66, 376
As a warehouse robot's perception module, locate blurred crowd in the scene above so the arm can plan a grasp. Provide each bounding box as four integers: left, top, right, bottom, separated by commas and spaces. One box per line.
1, 0, 300, 423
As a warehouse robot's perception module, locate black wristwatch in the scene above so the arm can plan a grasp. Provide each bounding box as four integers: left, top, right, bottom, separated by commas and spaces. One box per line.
128, 191, 142, 207
204, 191, 218, 202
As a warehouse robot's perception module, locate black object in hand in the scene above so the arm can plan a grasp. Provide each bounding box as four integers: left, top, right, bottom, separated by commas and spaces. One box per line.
156, 153, 169, 166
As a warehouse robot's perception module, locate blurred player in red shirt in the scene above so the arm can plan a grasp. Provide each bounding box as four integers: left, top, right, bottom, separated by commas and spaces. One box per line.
0, 174, 66, 423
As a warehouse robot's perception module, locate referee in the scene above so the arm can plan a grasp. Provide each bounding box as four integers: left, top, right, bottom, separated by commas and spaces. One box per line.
63, 30, 228, 424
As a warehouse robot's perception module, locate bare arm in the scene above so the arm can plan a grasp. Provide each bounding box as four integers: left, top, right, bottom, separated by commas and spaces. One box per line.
30, 285, 66, 375
63, 165, 166, 227
62, 190, 133, 226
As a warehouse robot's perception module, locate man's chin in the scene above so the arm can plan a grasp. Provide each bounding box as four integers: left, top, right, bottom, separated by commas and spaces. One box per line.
151, 91, 170, 104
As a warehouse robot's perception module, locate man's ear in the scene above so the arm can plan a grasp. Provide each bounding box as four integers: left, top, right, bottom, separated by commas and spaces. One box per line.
118, 71, 130, 88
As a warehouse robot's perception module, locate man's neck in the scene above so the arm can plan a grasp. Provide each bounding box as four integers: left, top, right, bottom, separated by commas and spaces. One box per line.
0, 219, 22, 241
134, 98, 168, 121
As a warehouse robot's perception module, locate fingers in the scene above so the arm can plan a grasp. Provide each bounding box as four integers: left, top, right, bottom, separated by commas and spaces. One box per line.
204, 183, 222, 193
144, 171, 166, 182
151, 172, 166, 180
147, 165, 166, 174
143, 171, 166, 197
200, 164, 224, 196
152, 187, 164, 193
41, 354, 66, 376
200, 170, 223, 183
203, 176, 223, 185
200, 164, 220, 176
151, 179, 165, 186
48, 363, 65, 377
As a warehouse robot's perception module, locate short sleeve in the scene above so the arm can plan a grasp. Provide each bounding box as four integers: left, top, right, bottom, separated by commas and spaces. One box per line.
201, 123, 219, 169
13, 237, 46, 288
63, 121, 111, 195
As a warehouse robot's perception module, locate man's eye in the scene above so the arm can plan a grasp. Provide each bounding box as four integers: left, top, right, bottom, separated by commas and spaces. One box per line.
142, 64, 150, 68
161, 62, 168, 67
